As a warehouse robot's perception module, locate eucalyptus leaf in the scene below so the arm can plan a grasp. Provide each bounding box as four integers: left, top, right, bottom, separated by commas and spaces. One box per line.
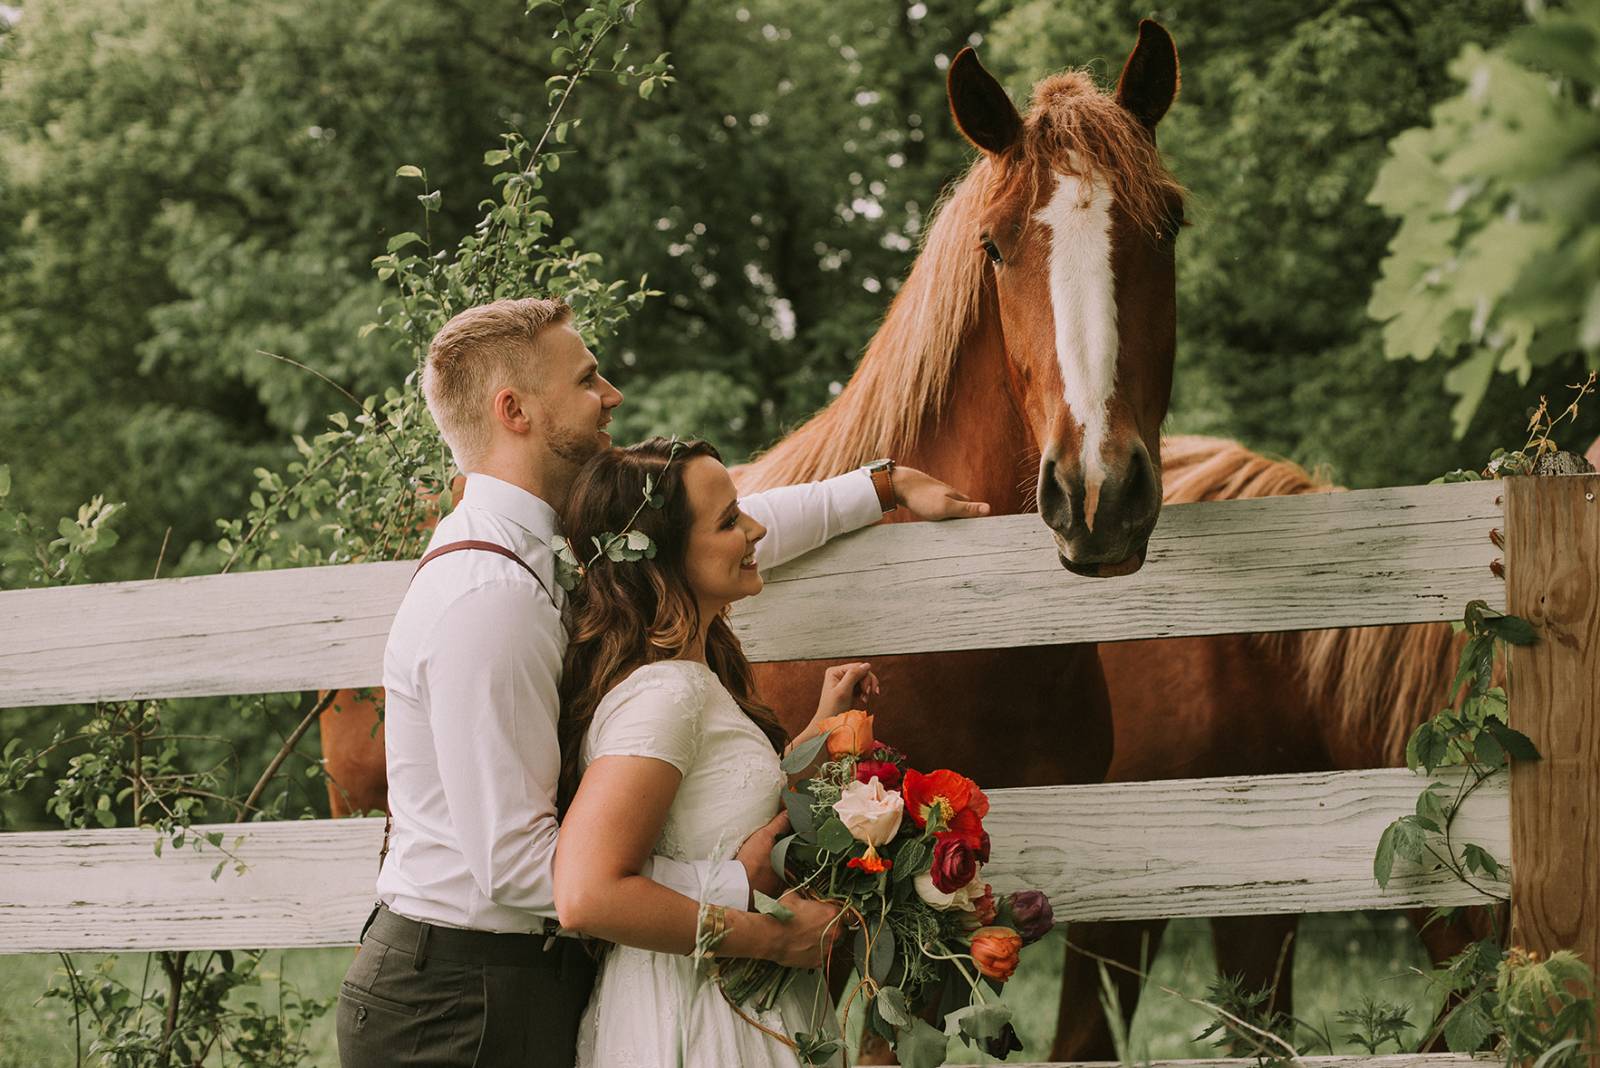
816, 817, 855, 854
877, 986, 912, 1028
893, 1017, 949, 1068
782, 787, 817, 837
780, 732, 828, 775
753, 889, 794, 923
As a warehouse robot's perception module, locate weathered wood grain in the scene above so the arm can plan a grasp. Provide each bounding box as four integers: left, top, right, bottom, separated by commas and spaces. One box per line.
0, 481, 1503, 708
1507, 475, 1600, 990
0, 768, 1508, 953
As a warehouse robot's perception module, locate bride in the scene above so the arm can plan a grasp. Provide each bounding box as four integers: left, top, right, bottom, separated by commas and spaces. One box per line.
551, 437, 888, 1067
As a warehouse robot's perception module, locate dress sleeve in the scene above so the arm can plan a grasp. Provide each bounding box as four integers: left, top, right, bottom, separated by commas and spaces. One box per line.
585, 662, 708, 774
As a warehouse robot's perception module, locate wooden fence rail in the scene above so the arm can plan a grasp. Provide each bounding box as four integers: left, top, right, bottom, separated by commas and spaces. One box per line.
0, 768, 1509, 954
0, 480, 1502, 707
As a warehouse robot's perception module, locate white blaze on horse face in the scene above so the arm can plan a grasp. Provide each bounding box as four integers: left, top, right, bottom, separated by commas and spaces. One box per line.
1034, 171, 1118, 532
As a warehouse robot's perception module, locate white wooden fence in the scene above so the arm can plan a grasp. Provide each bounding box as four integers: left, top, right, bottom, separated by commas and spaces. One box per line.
2, 474, 1596, 1068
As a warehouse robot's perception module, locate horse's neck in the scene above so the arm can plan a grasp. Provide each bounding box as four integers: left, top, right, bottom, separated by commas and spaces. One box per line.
739, 282, 1033, 517
889, 288, 1033, 519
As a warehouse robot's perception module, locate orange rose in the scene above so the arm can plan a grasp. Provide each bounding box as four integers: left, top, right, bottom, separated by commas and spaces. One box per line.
969, 926, 1023, 982
817, 709, 875, 758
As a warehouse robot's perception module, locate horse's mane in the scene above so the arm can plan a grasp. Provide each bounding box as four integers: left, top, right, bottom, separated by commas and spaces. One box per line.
739, 70, 1183, 492
1161, 435, 1462, 765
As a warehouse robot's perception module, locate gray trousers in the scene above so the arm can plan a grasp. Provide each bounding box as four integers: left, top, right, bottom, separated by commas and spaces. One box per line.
336, 905, 597, 1068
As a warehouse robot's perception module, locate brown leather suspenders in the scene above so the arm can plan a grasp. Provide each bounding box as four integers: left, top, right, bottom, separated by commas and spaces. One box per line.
376, 540, 554, 876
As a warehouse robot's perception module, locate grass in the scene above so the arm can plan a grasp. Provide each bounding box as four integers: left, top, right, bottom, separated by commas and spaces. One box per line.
0, 912, 1447, 1065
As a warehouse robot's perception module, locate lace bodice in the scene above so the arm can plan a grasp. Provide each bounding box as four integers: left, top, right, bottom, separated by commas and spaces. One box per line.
581, 660, 784, 865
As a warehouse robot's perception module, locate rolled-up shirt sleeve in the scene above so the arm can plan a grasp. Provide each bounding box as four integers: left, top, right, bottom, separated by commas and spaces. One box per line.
741, 469, 883, 571
420, 581, 565, 919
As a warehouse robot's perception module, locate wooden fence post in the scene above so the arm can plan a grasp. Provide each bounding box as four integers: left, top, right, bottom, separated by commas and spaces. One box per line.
1506, 473, 1600, 1031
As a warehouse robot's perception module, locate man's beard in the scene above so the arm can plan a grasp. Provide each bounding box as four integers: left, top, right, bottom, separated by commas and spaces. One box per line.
543, 414, 603, 469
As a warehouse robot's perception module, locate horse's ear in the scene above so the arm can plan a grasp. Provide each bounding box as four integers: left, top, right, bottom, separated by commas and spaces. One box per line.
1115, 19, 1179, 130
948, 47, 1022, 155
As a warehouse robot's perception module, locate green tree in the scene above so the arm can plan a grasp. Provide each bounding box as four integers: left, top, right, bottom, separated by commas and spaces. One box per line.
1367, 0, 1600, 434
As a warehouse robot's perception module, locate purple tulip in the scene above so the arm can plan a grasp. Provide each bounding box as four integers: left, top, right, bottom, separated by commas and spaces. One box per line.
1008, 890, 1054, 945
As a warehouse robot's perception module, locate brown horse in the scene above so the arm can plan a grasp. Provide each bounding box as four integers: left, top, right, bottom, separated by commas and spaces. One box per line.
1052, 434, 1494, 1061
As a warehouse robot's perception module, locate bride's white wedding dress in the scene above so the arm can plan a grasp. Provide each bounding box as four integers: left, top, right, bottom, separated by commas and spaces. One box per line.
573, 660, 841, 1068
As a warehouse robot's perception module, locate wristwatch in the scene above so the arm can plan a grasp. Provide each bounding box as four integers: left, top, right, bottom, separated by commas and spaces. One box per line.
865, 458, 896, 513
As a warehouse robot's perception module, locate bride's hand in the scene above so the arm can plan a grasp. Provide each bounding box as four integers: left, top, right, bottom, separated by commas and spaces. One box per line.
813, 662, 879, 722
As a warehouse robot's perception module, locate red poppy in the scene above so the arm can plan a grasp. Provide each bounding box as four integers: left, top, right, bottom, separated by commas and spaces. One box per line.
902, 769, 989, 848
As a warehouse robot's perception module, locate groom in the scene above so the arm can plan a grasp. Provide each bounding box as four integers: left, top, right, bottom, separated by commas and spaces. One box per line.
335, 297, 989, 1068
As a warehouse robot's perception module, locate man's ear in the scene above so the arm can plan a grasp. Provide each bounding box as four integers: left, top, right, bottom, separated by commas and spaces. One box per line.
492, 386, 533, 434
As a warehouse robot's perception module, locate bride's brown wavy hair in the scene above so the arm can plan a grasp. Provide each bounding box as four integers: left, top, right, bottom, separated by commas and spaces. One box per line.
557, 437, 786, 808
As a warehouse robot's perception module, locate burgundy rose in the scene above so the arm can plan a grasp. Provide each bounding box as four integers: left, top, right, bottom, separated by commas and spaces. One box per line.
930, 833, 977, 894
1008, 890, 1055, 945
974, 829, 991, 865
855, 759, 902, 790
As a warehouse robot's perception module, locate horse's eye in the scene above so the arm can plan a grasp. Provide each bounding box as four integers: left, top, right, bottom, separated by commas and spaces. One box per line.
981, 236, 1004, 266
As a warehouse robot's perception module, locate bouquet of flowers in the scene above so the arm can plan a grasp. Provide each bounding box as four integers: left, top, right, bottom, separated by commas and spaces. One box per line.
716, 710, 1056, 1067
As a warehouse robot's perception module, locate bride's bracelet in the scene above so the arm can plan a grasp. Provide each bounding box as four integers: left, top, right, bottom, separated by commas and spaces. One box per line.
694, 902, 730, 961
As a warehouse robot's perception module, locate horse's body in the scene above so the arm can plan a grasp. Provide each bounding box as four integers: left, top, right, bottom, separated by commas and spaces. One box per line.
1052, 435, 1484, 1061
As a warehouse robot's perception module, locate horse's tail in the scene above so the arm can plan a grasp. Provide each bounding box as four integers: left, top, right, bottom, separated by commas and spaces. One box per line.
1159, 435, 1466, 766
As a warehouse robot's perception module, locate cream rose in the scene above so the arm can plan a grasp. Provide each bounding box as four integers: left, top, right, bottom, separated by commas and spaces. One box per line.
832, 776, 904, 849
913, 869, 986, 911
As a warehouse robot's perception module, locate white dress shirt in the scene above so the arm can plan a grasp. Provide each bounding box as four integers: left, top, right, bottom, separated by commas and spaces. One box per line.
375, 467, 883, 933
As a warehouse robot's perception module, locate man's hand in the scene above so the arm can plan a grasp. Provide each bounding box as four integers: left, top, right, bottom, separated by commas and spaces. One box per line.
768, 893, 846, 969
734, 810, 789, 905
892, 466, 991, 521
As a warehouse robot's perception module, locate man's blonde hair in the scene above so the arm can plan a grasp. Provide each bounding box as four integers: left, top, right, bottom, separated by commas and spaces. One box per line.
422, 297, 573, 470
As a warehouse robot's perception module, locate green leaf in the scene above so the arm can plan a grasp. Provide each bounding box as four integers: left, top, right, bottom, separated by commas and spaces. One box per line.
386, 231, 423, 253
1462, 843, 1501, 879
892, 836, 930, 883
1416, 785, 1449, 830
0, 465, 10, 499
779, 732, 828, 775
394, 165, 423, 179
877, 986, 912, 1028
1482, 613, 1537, 646
770, 832, 796, 880
946, 1001, 1014, 1045
815, 817, 855, 854
1375, 821, 1399, 888
793, 1031, 841, 1065
418, 190, 442, 213
482, 149, 511, 166
753, 889, 793, 922
893, 1016, 949, 1068
1442, 999, 1493, 1052
1473, 727, 1505, 768
1484, 720, 1541, 762
867, 921, 896, 985
781, 787, 817, 836
1412, 722, 1451, 773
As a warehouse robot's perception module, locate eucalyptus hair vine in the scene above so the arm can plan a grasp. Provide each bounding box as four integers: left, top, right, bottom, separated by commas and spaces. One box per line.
550, 436, 683, 590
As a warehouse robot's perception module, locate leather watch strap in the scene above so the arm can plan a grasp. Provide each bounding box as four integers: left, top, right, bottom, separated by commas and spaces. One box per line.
868, 461, 895, 513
